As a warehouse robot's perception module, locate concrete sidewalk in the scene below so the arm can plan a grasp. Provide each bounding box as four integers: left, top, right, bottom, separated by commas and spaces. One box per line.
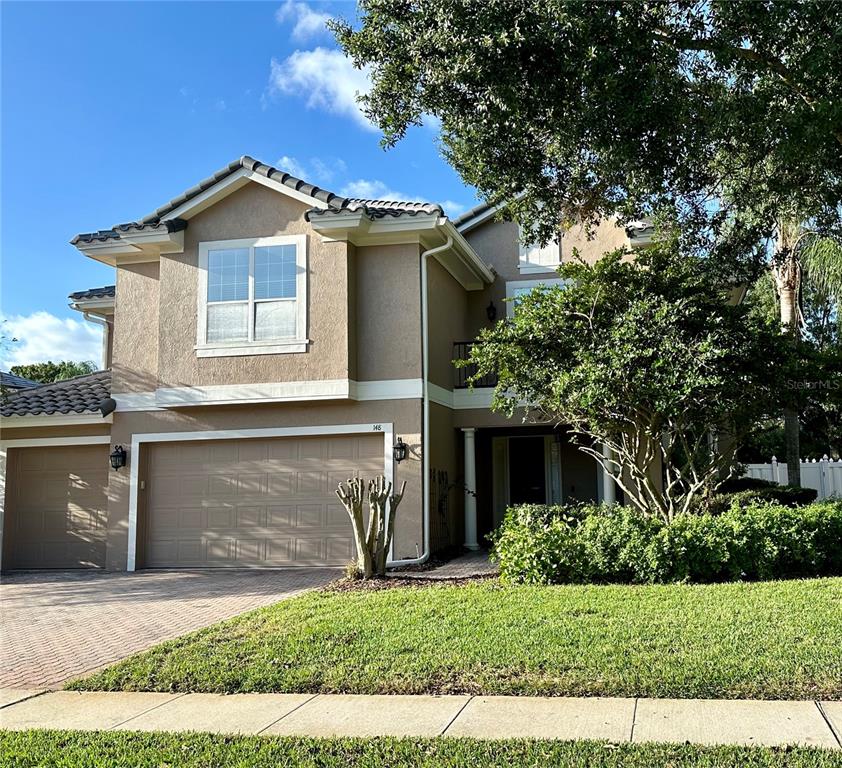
1, 690, 840, 748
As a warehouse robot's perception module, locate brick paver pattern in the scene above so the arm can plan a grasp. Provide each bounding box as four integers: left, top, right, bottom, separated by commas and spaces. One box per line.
400, 551, 499, 580
0, 568, 338, 689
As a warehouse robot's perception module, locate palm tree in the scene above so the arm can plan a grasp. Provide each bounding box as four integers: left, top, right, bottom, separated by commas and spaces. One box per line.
772, 221, 842, 486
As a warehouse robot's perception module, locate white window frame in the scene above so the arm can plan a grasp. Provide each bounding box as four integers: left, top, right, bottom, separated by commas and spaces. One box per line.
196, 234, 308, 357
505, 278, 568, 318
518, 225, 562, 274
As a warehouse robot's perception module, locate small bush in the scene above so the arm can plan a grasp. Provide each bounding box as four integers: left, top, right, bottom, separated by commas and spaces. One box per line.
701, 477, 818, 515
491, 500, 842, 584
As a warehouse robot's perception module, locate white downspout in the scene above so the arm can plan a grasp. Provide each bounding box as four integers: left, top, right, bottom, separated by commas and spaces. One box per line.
80, 310, 109, 370
387, 236, 453, 567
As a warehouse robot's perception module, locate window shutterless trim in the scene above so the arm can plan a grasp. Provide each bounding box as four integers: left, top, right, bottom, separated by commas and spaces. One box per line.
197, 234, 308, 356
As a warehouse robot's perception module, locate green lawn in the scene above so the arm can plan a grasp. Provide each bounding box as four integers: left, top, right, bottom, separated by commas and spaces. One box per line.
69, 578, 842, 700
2, 731, 840, 768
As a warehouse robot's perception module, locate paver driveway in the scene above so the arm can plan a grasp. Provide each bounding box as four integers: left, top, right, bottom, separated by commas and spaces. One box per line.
0, 568, 338, 689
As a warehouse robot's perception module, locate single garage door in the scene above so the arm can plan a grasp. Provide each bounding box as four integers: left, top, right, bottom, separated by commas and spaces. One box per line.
3, 444, 108, 570
143, 433, 384, 567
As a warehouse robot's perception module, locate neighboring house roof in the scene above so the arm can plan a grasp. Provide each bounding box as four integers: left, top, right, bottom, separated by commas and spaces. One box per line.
71, 156, 444, 244
453, 201, 495, 228
68, 285, 116, 301
1, 370, 111, 417
0, 372, 39, 390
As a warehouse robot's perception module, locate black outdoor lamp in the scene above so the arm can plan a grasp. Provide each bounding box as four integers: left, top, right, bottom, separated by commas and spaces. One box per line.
110, 445, 127, 471
393, 437, 408, 464
486, 301, 497, 322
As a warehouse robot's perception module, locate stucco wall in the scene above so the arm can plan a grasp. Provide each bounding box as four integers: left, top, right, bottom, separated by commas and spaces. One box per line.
428, 401, 463, 552
426, 258, 470, 391
354, 243, 422, 381
463, 217, 630, 341
155, 183, 351, 388
112, 263, 160, 394
104, 399, 424, 570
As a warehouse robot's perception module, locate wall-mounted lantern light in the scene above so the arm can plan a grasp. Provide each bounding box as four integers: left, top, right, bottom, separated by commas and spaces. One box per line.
110, 445, 127, 471
393, 437, 408, 463
486, 301, 497, 322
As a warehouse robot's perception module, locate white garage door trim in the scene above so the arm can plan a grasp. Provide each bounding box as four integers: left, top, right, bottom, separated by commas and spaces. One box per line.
128, 423, 394, 571
0, 435, 112, 572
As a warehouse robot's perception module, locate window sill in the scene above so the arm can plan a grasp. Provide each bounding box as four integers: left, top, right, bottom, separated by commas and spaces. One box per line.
195, 340, 310, 358
518, 263, 562, 274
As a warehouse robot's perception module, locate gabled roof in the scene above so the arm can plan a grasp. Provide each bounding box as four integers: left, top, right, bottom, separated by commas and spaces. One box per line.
68, 285, 116, 301
72, 156, 445, 245
1, 370, 111, 417
1, 372, 39, 390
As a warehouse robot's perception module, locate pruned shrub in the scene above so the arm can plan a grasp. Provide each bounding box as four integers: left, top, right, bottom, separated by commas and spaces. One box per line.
699, 477, 818, 515
491, 500, 842, 585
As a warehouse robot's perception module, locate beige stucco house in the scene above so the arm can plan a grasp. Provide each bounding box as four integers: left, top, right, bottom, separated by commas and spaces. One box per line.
0, 156, 644, 572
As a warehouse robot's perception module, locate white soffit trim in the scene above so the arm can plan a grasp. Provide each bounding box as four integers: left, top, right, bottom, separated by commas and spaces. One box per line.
126, 421, 394, 571
0, 413, 113, 428
452, 387, 496, 410
352, 379, 423, 400
428, 383, 496, 410
155, 379, 351, 407
116, 379, 428, 411
454, 202, 506, 234
0, 435, 112, 448
114, 392, 162, 412
162, 167, 331, 223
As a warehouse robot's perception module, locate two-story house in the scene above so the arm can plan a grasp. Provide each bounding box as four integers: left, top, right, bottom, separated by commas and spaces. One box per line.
0, 156, 643, 572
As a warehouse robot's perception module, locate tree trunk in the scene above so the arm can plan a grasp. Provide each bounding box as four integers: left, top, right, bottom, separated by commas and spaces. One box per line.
773, 231, 801, 487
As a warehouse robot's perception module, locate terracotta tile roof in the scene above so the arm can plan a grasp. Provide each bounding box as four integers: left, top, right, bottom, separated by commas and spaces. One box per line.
1, 370, 111, 417
452, 201, 495, 228
1, 372, 39, 390
68, 285, 116, 301
71, 156, 445, 245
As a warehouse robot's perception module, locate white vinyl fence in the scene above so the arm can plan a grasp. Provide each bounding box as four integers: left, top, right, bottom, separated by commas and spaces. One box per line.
744, 456, 842, 500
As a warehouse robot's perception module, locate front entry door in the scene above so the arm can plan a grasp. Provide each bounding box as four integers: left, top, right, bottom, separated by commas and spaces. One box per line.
508, 436, 547, 504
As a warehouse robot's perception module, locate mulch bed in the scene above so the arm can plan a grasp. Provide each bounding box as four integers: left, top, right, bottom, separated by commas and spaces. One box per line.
323, 574, 499, 593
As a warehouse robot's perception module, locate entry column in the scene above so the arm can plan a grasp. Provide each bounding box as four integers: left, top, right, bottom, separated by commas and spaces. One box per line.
462, 428, 479, 550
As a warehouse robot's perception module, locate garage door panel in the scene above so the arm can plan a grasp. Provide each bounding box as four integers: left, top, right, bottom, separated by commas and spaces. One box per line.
144, 434, 383, 567
295, 505, 324, 528
237, 473, 268, 496
207, 507, 235, 529
296, 471, 327, 495
4, 445, 108, 570
236, 506, 263, 527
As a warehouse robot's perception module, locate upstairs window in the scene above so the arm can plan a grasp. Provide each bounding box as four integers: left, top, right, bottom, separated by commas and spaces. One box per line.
518, 226, 561, 273
197, 235, 308, 357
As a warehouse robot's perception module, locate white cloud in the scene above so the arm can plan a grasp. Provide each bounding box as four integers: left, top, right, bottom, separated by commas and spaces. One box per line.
339, 179, 468, 216
440, 199, 468, 217
340, 179, 409, 201
1, 312, 102, 369
309, 156, 346, 184
268, 48, 372, 129
277, 154, 308, 178
275, 0, 332, 42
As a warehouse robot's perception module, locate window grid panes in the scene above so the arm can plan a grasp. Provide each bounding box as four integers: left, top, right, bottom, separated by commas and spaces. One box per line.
206, 243, 299, 344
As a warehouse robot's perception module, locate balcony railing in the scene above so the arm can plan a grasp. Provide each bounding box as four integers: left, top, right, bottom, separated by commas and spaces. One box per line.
453, 341, 498, 389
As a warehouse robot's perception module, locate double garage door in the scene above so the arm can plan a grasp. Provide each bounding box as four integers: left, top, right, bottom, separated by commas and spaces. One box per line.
143, 434, 384, 568
3, 444, 109, 570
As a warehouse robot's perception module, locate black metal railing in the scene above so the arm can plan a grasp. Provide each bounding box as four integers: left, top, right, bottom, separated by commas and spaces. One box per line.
453, 341, 498, 389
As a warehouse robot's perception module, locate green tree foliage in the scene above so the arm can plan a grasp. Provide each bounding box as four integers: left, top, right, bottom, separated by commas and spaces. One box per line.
464, 246, 801, 521
334, 1, 842, 263
9, 360, 97, 384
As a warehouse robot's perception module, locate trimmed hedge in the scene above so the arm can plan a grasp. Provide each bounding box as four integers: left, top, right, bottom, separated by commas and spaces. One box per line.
491, 500, 842, 584
702, 477, 818, 514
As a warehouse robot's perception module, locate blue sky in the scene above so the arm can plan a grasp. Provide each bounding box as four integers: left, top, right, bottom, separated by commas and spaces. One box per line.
0, 1, 477, 368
